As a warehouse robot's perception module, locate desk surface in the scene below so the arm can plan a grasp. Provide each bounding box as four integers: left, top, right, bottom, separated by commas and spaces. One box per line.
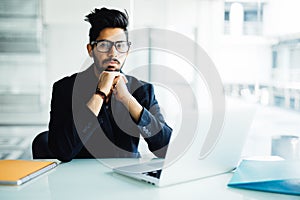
0, 159, 298, 200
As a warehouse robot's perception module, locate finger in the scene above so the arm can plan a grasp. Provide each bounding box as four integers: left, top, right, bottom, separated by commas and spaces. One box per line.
102, 71, 120, 75
109, 71, 121, 77
120, 74, 128, 83
100, 71, 120, 79
113, 79, 120, 88
112, 88, 118, 96
114, 74, 127, 82
116, 79, 120, 86
112, 76, 121, 87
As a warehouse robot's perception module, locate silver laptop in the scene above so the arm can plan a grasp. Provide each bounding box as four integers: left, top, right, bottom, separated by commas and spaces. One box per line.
113, 98, 256, 187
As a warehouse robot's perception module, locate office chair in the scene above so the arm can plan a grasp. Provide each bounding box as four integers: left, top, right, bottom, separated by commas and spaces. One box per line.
32, 131, 55, 159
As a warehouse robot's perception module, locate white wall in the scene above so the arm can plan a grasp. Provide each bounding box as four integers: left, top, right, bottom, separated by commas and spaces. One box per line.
215, 36, 273, 84
187, 0, 272, 85
43, 0, 132, 24
264, 0, 300, 36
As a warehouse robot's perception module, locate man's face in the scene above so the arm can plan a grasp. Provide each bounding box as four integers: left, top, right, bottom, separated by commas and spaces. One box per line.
87, 28, 129, 73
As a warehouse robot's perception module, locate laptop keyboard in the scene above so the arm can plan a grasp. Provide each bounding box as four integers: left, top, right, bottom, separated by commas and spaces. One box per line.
143, 169, 162, 179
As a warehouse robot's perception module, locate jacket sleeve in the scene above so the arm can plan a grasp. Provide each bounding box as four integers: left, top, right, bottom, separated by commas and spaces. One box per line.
134, 84, 172, 158
48, 81, 100, 162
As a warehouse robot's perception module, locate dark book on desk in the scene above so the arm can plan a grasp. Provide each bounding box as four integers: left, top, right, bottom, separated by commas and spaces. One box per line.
227, 160, 300, 196
0, 160, 57, 185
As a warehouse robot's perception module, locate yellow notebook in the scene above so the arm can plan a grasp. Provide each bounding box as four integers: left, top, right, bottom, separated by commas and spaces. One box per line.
0, 160, 57, 185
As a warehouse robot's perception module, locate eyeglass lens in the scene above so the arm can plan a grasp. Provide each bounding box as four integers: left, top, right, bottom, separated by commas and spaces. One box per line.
96, 41, 129, 53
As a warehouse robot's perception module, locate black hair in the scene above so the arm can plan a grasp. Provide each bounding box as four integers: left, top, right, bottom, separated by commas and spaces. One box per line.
84, 7, 129, 44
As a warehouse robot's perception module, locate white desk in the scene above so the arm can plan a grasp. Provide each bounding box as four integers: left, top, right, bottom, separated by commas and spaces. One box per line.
0, 159, 298, 200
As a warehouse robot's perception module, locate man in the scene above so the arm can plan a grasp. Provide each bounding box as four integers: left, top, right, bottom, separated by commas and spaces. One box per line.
48, 7, 172, 162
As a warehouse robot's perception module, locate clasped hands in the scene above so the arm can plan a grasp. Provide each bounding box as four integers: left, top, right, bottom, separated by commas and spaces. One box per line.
97, 71, 131, 103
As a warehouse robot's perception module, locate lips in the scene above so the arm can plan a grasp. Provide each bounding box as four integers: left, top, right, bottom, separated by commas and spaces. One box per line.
106, 66, 119, 71
103, 58, 120, 71
108, 61, 118, 65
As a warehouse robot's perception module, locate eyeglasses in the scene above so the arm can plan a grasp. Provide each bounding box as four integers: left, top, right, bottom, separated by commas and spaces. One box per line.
90, 40, 131, 53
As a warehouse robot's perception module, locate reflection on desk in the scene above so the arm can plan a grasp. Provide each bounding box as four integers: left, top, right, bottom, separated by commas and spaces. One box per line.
0, 159, 298, 200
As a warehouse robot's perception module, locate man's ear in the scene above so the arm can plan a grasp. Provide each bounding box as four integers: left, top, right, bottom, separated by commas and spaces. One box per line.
87, 44, 93, 57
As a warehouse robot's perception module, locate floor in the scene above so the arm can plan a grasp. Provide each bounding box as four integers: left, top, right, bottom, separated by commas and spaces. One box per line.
0, 103, 299, 160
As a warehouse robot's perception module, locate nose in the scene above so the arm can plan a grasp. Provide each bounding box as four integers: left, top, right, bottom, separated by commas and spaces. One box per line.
108, 45, 118, 57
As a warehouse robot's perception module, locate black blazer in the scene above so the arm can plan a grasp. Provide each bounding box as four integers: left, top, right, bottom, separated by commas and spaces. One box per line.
48, 66, 172, 162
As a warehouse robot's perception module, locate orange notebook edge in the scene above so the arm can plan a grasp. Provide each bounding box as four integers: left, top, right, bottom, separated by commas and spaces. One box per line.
0, 160, 58, 186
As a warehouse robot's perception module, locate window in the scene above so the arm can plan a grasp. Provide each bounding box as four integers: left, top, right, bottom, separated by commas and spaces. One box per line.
224, 1, 264, 35
272, 51, 278, 69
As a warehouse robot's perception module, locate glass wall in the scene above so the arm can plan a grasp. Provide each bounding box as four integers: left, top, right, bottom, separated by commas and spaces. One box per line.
0, 0, 47, 124
221, 0, 300, 111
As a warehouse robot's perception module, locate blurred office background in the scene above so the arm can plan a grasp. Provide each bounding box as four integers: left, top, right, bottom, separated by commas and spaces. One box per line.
0, 0, 299, 159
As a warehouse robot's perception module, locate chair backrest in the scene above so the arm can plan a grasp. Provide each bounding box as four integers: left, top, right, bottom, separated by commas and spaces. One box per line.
32, 131, 55, 159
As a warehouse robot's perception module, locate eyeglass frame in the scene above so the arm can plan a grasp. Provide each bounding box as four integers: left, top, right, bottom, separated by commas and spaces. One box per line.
90, 39, 132, 53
